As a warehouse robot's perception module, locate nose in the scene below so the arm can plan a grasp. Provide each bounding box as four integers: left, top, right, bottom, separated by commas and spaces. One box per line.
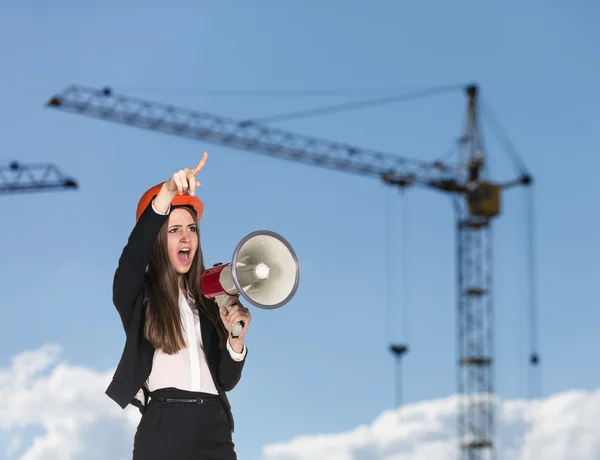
180, 230, 192, 242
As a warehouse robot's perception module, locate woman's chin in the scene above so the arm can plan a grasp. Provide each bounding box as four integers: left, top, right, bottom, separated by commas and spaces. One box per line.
174, 265, 191, 274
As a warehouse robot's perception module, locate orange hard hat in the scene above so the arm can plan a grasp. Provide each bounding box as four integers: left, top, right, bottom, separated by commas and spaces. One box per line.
136, 183, 204, 222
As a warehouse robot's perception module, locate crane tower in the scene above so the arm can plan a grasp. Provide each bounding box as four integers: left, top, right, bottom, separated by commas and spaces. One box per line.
45, 83, 533, 459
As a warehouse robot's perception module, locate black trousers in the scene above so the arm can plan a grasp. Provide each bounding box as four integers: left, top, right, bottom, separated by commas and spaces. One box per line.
132, 388, 237, 460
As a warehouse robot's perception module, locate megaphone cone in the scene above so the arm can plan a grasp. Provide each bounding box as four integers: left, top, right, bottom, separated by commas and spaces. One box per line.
199, 230, 300, 338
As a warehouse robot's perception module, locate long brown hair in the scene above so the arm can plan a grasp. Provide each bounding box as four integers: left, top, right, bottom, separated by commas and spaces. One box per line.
143, 206, 228, 354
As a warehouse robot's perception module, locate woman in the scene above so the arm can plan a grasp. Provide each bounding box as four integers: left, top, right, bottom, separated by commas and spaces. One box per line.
105, 153, 251, 460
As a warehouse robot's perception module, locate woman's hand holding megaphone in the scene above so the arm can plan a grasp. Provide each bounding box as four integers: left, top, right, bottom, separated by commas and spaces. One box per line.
220, 296, 252, 352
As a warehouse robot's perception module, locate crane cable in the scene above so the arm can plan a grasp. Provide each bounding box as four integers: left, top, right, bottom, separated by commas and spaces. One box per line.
385, 187, 411, 343
238, 83, 466, 126
385, 186, 394, 346
526, 187, 540, 397
400, 190, 410, 346
525, 185, 540, 452
385, 184, 411, 415
479, 98, 530, 178
116, 85, 460, 98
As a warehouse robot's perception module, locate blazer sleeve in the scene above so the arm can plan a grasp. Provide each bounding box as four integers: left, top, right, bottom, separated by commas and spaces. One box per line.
112, 200, 170, 330
217, 346, 248, 391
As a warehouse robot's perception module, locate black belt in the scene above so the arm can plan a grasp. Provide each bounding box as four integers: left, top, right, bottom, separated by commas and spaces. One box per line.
151, 395, 220, 404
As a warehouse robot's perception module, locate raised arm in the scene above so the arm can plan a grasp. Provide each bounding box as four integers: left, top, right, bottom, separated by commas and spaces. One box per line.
112, 193, 171, 329
113, 155, 207, 330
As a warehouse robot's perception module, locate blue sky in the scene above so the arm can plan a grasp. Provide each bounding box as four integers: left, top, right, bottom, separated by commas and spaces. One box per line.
1, 2, 599, 459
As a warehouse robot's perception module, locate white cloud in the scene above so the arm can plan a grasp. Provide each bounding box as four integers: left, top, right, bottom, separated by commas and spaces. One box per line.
0, 344, 139, 460
1, 344, 599, 460
261, 388, 600, 460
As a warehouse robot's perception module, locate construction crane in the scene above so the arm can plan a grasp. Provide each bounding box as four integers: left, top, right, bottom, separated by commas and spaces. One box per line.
0, 161, 78, 195
45, 83, 535, 459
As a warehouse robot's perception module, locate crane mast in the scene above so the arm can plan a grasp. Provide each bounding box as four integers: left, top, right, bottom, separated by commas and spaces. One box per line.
45, 83, 531, 459
456, 85, 495, 459
0, 161, 78, 195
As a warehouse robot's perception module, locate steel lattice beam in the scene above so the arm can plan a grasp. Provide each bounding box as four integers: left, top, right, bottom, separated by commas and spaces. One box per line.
44, 84, 468, 191
0, 161, 78, 195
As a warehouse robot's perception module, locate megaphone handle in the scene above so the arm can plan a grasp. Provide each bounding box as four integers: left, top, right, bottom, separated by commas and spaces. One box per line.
215, 294, 244, 339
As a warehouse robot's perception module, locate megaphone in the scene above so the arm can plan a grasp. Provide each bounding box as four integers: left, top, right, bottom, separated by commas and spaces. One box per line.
199, 230, 300, 338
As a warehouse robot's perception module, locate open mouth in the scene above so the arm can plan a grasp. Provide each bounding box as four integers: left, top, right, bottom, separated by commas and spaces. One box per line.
177, 248, 191, 264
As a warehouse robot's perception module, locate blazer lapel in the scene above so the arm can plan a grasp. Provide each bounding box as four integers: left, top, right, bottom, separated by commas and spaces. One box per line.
198, 304, 214, 349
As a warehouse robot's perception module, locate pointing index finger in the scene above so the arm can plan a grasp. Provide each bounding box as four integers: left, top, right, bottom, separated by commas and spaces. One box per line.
192, 152, 208, 176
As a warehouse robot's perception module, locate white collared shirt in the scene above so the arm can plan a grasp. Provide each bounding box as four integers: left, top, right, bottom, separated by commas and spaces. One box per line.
145, 288, 247, 394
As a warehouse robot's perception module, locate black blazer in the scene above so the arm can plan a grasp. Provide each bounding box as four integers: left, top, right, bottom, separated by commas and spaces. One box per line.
105, 202, 247, 432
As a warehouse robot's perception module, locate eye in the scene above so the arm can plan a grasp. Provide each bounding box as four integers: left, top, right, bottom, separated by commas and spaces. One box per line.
189, 226, 197, 232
